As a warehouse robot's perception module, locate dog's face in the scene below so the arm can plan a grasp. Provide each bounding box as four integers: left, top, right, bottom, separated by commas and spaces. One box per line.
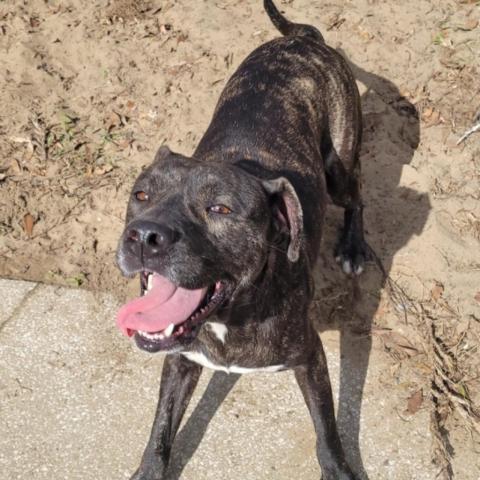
116, 146, 302, 353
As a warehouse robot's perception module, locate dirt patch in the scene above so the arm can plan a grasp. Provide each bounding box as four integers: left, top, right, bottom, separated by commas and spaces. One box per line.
1, 0, 479, 477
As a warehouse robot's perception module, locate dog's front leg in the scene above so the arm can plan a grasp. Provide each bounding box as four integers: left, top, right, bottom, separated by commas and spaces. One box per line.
294, 338, 358, 480
131, 354, 202, 480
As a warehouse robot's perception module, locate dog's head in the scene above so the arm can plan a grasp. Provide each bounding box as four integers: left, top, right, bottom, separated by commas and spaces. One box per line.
116, 146, 303, 353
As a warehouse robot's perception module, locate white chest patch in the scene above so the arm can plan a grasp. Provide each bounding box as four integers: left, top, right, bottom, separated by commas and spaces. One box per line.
182, 351, 285, 374
206, 321, 228, 343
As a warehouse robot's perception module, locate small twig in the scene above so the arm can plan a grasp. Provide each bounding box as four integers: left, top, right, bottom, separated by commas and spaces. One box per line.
456, 121, 480, 145
364, 241, 420, 324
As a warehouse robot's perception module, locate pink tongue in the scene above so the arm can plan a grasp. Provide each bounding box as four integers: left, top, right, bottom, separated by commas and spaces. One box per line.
116, 274, 207, 337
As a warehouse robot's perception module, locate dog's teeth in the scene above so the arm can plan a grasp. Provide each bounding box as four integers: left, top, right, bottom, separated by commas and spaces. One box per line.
147, 274, 153, 291
164, 323, 174, 337
138, 329, 165, 341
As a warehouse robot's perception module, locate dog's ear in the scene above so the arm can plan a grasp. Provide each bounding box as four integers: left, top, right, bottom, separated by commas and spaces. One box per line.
262, 177, 303, 262
154, 145, 171, 162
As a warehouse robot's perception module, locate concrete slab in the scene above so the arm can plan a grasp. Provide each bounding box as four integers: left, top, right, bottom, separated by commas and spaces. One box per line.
0, 280, 440, 479
0, 278, 38, 324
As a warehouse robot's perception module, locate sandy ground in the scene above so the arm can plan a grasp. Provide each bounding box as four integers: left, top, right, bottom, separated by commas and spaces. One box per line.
0, 0, 479, 477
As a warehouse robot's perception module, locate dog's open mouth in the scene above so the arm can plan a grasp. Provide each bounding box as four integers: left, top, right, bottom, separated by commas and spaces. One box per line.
116, 272, 226, 352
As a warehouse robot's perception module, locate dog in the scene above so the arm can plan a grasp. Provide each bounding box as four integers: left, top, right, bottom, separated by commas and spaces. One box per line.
116, 1, 367, 479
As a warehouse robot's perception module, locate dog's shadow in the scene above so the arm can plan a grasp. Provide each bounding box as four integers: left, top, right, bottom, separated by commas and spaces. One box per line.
165, 60, 429, 480
312, 52, 429, 479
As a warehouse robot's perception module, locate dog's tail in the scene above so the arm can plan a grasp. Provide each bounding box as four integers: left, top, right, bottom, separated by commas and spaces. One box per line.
264, 0, 324, 42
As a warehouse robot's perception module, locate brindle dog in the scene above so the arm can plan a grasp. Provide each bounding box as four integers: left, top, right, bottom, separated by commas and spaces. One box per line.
116, 1, 367, 479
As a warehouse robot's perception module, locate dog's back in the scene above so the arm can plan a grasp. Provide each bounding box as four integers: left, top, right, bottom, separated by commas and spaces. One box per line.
194, 0, 362, 261
195, 0, 360, 170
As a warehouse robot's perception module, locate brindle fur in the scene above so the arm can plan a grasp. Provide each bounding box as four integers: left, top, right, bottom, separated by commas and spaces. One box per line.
117, 1, 367, 479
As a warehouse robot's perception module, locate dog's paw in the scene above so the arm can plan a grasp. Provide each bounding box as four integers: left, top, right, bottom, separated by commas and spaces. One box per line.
130, 473, 162, 480
321, 468, 361, 480
130, 466, 165, 480
334, 237, 369, 276
321, 474, 361, 480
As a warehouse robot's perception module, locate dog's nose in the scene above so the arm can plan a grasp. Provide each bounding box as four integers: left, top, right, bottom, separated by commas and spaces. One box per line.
126, 220, 179, 256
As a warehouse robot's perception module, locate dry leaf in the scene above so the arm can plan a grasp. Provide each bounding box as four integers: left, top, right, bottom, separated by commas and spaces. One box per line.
106, 112, 122, 131
176, 32, 188, 44
431, 282, 444, 301
422, 107, 442, 126
439, 47, 464, 70
375, 330, 419, 359
429, 111, 440, 124
94, 164, 113, 175
459, 19, 478, 31
406, 389, 423, 414
422, 107, 433, 119
23, 213, 35, 237
387, 332, 418, 353
117, 138, 133, 150
357, 28, 374, 41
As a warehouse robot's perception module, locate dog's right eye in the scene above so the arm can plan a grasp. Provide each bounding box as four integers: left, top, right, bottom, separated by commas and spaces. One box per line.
134, 191, 149, 201
206, 204, 232, 215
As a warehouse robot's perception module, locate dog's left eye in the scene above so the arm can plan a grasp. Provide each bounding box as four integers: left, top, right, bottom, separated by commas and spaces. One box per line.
134, 191, 149, 201
206, 205, 232, 215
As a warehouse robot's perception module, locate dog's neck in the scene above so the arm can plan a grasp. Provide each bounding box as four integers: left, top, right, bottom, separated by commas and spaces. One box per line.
223, 248, 312, 326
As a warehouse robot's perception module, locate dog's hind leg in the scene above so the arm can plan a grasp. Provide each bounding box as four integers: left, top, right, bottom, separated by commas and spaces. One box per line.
323, 131, 368, 276
131, 354, 202, 480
